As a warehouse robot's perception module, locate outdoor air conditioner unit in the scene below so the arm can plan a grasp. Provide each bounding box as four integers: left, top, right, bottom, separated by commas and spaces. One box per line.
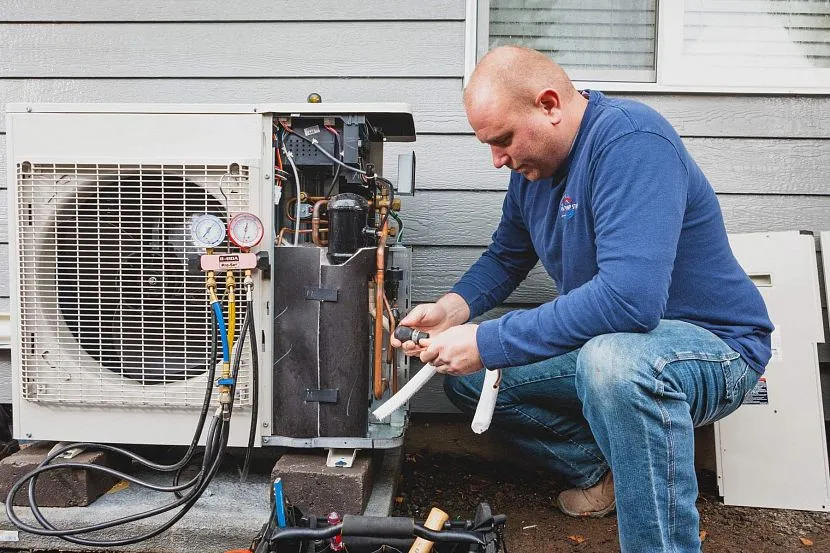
6, 103, 416, 449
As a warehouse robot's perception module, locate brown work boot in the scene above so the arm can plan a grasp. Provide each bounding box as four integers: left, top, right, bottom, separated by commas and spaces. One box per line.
556, 471, 615, 518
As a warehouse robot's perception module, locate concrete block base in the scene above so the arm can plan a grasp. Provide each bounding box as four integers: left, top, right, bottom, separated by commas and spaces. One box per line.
271, 450, 374, 516
0, 442, 121, 507
0, 447, 401, 553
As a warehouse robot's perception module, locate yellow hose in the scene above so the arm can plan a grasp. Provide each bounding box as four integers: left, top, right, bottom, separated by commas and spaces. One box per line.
226, 270, 235, 354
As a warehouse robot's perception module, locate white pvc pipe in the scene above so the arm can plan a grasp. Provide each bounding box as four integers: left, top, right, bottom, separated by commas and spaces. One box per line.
471, 369, 500, 434
372, 364, 438, 421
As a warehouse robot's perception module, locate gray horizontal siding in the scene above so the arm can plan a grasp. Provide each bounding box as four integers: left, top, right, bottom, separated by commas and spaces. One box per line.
3, 84, 830, 138
412, 248, 556, 303
613, 94, 830, 139
0, 79, 464, 134
412, 247, 830, 308
1, 1, 466, 21
385, 135, 830, 194
398, 192, 830, 246
0, 22, 465, 77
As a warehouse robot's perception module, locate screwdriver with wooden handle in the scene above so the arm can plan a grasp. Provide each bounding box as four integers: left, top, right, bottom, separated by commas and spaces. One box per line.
408, 507, 449, 553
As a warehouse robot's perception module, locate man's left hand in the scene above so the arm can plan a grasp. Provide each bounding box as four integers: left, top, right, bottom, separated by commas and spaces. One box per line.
419, 324, 484, 376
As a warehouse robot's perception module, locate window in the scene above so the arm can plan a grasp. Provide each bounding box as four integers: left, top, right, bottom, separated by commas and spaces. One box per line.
469, 0, 830, 92
487, 0, 657, 82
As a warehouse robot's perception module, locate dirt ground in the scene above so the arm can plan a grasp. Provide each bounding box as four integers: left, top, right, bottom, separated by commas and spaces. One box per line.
394, 416, 830, 553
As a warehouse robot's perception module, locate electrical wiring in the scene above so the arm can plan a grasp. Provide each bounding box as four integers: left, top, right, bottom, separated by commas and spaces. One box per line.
324, 125, 342, 198
282, 144, 303, 246
279, 123, 367, 177
390, 211, 404, 243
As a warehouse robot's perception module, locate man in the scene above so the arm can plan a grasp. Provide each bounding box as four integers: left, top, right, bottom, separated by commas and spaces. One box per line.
391, 46, 773, 553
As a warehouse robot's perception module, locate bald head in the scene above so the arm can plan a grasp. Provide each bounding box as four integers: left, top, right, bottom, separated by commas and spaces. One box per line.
464, 45, 576, 111
463, 46, 588, 181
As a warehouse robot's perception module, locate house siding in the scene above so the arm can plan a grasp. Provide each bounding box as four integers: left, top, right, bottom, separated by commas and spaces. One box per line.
1, 1, 827, 413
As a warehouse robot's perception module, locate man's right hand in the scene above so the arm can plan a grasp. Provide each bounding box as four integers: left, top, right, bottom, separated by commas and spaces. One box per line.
391, 293, 471, 356
391, 303, 449, 355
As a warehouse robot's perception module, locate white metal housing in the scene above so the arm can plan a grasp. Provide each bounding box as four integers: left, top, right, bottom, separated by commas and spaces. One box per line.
6, 103, 414, 447
717, 231, 830, 511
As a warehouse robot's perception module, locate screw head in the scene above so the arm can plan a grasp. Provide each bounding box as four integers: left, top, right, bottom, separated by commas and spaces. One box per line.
25, 433, 32, 438
262, 422, 269, 428
264, 174, 270, 180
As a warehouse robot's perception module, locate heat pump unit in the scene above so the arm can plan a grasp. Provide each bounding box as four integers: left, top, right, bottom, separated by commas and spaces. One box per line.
7, 103, 416, 449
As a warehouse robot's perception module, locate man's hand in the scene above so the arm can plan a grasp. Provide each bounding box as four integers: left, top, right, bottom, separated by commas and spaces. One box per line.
390, 303, 452, 356
420, 324, 483, 376
391, 293, 471, 356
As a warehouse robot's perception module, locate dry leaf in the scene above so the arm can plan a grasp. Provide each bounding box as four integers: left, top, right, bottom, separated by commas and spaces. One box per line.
394, 496, 404, 504
567, 535, 586, 544
800, 537, 813, 546
699, 531, 707, 542
106, 480, 129, 494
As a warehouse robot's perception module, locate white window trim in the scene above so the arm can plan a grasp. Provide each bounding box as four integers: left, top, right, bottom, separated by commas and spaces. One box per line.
467, 0, 830, 95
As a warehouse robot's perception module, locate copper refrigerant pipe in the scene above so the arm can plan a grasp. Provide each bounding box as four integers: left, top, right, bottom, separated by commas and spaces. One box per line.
373, 209, 389, 399
277, 226, 327, 245
383, 293, 398, 393
311, 199, 329, 246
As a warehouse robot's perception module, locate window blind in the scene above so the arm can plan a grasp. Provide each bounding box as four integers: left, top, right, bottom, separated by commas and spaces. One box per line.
683, 0, 830, 69
488, 0, 658, 82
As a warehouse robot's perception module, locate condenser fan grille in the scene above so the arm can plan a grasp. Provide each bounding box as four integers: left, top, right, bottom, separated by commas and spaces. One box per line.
16, 164, 253, 406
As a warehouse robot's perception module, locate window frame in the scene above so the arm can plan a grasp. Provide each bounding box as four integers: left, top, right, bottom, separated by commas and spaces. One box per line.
467, 0, 830, 94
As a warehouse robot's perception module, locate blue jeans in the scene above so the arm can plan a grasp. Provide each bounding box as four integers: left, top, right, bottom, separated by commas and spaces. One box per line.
444, 320, 760, 553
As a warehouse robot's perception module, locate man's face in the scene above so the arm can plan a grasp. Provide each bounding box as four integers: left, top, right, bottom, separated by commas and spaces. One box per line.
467, 91, 565, 182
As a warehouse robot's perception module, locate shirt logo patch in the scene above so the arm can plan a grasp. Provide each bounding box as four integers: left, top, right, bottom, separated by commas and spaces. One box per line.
559, 195, 579, 220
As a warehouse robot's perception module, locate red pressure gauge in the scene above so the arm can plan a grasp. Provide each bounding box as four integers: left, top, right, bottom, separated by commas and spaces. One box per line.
227, 212, 264, 249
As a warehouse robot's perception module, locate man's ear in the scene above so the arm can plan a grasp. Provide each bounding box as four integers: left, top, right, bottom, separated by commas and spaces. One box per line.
535, 88, 563, 125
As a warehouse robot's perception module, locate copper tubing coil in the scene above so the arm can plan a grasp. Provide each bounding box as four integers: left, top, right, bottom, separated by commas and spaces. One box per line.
276, 226, 327, 245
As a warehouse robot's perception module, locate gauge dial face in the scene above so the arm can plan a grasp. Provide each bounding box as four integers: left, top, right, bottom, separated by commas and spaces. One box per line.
191, 214, 226, 249
228, 212, 264, 249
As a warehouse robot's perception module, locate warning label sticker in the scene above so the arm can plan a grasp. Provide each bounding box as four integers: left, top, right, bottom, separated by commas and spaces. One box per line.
743, 377, 768, 405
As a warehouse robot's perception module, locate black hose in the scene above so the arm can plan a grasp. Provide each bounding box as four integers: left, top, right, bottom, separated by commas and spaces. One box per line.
5, 302, 247, 546
241, 298, 259, 481
173, 306, 220, 497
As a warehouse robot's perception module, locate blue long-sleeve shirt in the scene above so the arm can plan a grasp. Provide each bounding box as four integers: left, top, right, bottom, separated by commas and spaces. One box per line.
452, 90, 773, 373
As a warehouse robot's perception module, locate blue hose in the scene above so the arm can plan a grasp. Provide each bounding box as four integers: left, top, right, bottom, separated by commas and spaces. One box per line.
211, 301, 230, 363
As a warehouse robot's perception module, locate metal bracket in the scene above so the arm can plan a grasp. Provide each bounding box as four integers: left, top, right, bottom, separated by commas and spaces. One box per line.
304, 287, 339, 302
48, 441, 84, 460
304, 388, 339, 403
326, 448, 358, 468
